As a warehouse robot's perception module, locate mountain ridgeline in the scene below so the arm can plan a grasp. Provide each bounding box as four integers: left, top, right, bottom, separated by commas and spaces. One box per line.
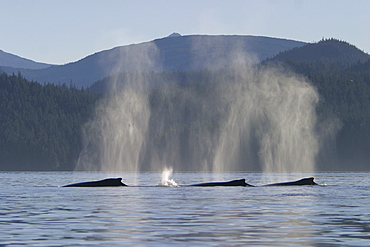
0, 35, 305, 89
0, 49, 51, 70
0, 37, 369, 171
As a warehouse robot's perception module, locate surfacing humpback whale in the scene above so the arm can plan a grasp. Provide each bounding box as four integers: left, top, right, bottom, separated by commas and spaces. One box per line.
63, 178, 127, 187
189, 179, 252, 187
263, 177, 318, 186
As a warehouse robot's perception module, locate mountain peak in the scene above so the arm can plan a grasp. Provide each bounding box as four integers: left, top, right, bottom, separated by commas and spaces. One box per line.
167, 32, 181, 38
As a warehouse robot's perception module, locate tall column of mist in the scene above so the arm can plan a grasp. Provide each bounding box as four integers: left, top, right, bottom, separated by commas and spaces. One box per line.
76, 86, 150, 172
213, 65, 319, 173
142, 77, 225, 172
76, 44, 159, 172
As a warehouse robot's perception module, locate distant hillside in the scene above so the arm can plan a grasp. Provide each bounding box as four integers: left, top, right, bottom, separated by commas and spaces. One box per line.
0, 50, 51, 69
264, 38, 369, 69
0, 35, 305, 88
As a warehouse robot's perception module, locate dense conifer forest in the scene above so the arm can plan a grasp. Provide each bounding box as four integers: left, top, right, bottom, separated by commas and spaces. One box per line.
0, 73, 100, 170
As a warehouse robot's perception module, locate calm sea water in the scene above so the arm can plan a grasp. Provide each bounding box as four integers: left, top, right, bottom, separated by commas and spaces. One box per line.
1, 171, 369, 246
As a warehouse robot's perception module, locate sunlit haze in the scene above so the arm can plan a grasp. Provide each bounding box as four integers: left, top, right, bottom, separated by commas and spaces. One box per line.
1, 0, 369, 64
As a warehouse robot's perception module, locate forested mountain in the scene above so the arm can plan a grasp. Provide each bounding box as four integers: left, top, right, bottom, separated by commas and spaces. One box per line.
0, 50, 51, 69
0, 73, 100, 170
265, 38, 369, 69
0, 38, 369, 171
0, 34, 305, 88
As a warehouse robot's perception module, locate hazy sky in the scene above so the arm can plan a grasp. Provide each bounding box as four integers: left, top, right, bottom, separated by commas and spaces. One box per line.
1, 0, 369, 64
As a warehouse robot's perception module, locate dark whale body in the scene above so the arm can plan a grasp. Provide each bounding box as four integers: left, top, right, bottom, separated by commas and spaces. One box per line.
63, 178, 127, 187
189, 179, 253, 187
263, 177, 317, 186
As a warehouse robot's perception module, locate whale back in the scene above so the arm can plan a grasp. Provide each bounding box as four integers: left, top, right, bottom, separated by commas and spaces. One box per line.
264, 177, 318, 186
190, 179, 253, 187
63, 178, 127, 187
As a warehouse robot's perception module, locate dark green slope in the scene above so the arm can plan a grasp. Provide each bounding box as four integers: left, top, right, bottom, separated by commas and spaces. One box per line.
265, 38, 369, 69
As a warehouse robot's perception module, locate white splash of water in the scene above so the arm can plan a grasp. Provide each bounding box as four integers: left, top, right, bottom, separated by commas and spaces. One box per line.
159, 167, 178, 187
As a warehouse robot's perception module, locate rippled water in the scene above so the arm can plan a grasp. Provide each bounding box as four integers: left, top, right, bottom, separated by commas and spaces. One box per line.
1, 172, 370, 246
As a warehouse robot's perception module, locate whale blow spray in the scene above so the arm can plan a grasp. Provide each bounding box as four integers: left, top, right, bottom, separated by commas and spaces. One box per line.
76, 44, 319, 174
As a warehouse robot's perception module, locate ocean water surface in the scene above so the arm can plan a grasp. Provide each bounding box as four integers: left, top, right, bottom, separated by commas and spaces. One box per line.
1, 172, 369, 246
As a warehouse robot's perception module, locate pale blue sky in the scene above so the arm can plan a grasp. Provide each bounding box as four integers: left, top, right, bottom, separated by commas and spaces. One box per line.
1, 0, 369, 64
